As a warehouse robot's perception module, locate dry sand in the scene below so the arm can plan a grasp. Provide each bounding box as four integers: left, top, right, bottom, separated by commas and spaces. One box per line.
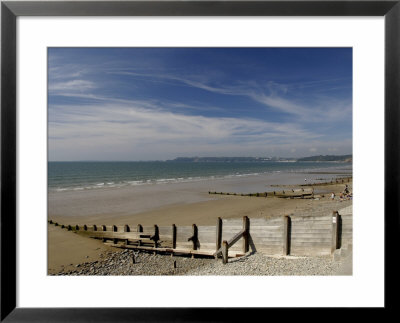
49, 182, 351, 227
48, 224, 116, 274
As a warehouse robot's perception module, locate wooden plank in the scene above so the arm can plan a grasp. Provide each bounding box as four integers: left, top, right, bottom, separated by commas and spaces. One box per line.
214, 228, 245, 257
250, 233, 283, 239
197, 233, 219, 241
264, 217, 287, 222
291, 237, 332, 243
291, 218, 332, 224
291, 242, 331, 247
341, 221, 353, 226
227, 228, 245, 248
222, 227, 246, 233
247, 242, 282, 247
158, 226, 171, 235
197, 226, 218, 232
158, 234, 173, 240
251, 224, 283, 229
248, 218, 271, 226
249, 226, 282, 232
176, 227, 193, 235
197, 243, 216, 250
291, 216, 332, 221
222, 219, 243, 226
251, 234, 284, 241
175, 242, 193, 249
221, 233, 243, 244
289, 228, 331, 233
256, 248, 283, 255
141, 226, 156, 232
290, 234, 332, 240
251, 235, 284, 242
342, 233, 353, 239
291, 224, 331, 230
290, 250, 331, 256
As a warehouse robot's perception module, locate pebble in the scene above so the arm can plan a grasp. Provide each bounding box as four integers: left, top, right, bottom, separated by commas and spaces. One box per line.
54, 250, 344, 276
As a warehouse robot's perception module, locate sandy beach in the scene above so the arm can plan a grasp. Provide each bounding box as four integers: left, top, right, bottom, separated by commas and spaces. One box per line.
48, 167, 351, 226
48, 168, 352, 274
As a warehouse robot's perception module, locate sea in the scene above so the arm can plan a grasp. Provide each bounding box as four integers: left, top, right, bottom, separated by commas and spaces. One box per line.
48, 161, 352, 193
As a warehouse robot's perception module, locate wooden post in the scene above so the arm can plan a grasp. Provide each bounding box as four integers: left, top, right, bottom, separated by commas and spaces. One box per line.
83, 225, 87, 231
93, 225, 97, 231
191, 224, 198, 251
172, 224, 177, 249
102, 225, 106, 231
137, 224, 143, 232
331, 211, 341, 253
216, 217, 222, 255
222, 240, 228, 264
112, 225, 117, 232
49, 220, 53, 224
242, 216, 250, 253
75, 225, 79, 231
124, 225, 130, 232
282, 215, 291, 255
67, 225, 72, 231
153, 225, 159, 250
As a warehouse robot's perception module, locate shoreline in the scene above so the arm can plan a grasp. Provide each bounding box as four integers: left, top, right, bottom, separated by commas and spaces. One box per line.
49, 164, 352, 194
48, 166, 351, 221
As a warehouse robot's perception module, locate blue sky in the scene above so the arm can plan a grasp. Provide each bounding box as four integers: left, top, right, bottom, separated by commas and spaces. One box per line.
48, 48, 352, 161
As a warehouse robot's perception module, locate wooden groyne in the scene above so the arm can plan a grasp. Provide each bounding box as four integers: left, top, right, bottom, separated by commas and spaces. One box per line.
300, 177, 352, 187
49, 207, 352, 264
209, 177, 352, 198
208, 188, 314, 199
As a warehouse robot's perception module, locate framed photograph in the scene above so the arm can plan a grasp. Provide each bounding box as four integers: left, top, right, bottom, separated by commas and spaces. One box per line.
1, 0, 398, 320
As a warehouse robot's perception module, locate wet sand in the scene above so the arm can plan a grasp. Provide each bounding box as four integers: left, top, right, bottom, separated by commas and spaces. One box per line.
48, 167, 351, 223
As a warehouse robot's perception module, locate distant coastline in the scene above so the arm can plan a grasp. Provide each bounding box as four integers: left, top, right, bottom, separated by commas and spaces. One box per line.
171, 154, 352, 163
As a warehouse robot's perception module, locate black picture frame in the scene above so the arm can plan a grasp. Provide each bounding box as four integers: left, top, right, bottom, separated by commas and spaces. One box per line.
1, 0, 398, 321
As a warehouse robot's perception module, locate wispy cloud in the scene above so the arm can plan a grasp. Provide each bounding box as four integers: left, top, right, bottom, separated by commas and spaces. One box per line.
108, 70, 351, 122
49, 101, 327, 160
47, 48, 352, 160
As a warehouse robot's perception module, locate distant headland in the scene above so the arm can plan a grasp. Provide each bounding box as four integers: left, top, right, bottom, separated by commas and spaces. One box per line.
170, 154, 352, 163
